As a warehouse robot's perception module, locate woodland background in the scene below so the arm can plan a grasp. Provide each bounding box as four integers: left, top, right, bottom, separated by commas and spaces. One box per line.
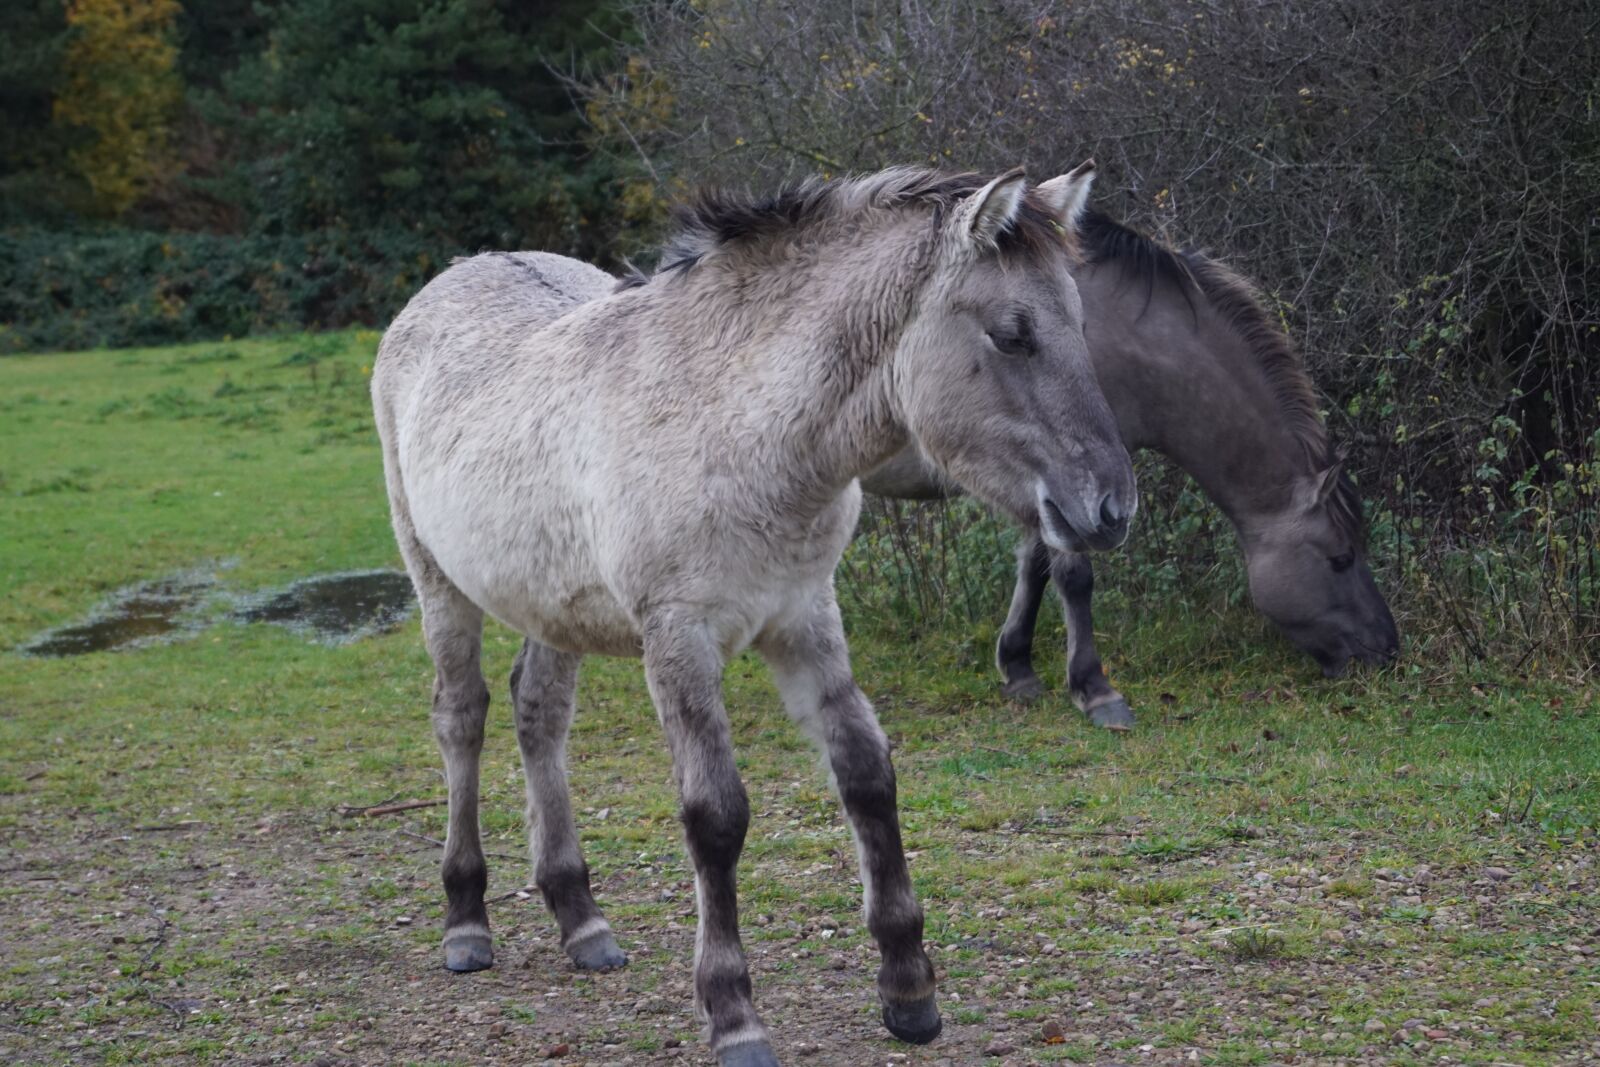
2, 0, 1596, 659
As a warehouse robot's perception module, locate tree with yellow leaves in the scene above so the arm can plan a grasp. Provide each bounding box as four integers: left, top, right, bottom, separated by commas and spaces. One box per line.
52, 0, 180, 218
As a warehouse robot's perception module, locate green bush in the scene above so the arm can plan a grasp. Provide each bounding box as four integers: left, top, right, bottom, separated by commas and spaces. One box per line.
208, 0, 633, 259
0, 226, 450, 353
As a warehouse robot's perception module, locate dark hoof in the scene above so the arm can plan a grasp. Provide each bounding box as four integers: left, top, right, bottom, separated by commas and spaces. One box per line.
567, 930, 628, 972
882, 994, 942, 1045
717, 1039, 779, 1067
1001, 673, 1045, 703
1086, 696, 1135, 732
443, 933, 493, 972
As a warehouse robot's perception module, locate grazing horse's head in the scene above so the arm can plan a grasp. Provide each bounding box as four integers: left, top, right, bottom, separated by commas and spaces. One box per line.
1243, 454, 1399, 676
1074, 210, 1400, 677
894, 164, 1136, 552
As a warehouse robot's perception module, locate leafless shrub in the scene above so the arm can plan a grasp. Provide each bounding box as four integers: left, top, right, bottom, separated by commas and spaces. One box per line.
590, 0, 1600, 658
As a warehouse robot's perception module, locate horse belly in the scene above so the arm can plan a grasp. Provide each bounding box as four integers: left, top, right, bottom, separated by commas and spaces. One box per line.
502, 588, 642, 658
404, 464, 643, 657
448, 541, 641, 657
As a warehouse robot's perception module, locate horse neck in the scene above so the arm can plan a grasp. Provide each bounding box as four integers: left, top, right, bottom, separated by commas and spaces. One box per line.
773, 352, 907, 504
672, 224, 922, 503
1077, 261, 1311, 544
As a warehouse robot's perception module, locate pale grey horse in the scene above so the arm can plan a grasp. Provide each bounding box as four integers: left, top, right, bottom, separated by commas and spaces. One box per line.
864, 208, 1399, 729
372, 164, 1136, 1066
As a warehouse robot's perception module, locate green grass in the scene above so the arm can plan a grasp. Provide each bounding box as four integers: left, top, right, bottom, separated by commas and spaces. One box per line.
1114, 878, 1193, 906
1220, 927, 1289, 961
2, 333, 1598, 1065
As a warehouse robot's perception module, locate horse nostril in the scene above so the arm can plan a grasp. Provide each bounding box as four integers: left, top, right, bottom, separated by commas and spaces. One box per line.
1099, 493, 1124, 530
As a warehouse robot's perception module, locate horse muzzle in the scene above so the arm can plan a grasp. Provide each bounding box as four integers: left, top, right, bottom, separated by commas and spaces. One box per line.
1037, 480, 1131, 553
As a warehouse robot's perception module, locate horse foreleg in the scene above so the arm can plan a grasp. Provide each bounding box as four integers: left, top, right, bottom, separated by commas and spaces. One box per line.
995, 534, 1050, 701
760, 593, 941, 1047
1049, 549, 1136, 731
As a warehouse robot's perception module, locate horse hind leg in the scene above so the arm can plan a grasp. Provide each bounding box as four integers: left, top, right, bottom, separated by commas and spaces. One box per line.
378, 392, 494, 968
510, 638, 626, 971
402, 544, 494, 971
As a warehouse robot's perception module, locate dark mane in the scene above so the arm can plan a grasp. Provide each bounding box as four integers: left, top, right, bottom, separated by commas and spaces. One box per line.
614, 262, 649, 291
1081, 209, 1365, 543
640, 168, 1072, 280
1079, 209, 1200, 315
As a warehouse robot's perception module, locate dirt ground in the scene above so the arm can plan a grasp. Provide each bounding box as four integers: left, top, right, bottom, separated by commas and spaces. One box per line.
5, 794, 1598, 1067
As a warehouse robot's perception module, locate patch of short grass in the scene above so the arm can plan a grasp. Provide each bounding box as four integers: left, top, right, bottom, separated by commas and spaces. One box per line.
1114, 879, 1193, 906
1222, 927, 1288, 960
1059, 872, 1116, 894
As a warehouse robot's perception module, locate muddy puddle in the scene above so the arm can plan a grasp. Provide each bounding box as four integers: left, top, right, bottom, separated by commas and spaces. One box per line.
19, 575, 215, 657
231, 570, 416, 644
17, 569, 417, 656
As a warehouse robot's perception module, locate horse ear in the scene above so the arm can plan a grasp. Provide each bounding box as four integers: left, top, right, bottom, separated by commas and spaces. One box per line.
1293, 452, 1346, 512
1314, 452, 1347, 504
1034, 159, 1096, 230
1316, 464, 1342, 503
952, 166, 1027, 250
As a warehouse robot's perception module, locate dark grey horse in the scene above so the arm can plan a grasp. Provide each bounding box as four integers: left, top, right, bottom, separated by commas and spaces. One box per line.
863, 210, 1399, 729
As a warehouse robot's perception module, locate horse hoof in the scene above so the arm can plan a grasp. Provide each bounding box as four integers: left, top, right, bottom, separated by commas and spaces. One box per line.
717, 1039, 779, 1067
443, 933, 493, 972
1001, 674, 1045, 703
1087, 697, 1135, 732
567, 930, 628, 972
882, 994, 942, 1045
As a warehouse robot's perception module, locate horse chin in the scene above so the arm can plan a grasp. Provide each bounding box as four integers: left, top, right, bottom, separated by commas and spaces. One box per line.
1037, 521, 1087, 554
1354, 642, 1400, 669
1319, 641, 1398, 677
1034, 498, 1087, 554
1307, 644, 1350, 678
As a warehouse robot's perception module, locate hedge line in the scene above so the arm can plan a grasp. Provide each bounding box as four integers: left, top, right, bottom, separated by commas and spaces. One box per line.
0, 228, 460, 353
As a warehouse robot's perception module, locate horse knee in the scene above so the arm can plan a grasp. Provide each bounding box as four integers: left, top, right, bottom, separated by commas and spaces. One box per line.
1053, 554, 1093, 598
681, 788, 750, 873
511, 687, 564, 749
996, 624, 1034, 667
431, 678, 488, 740
833, 732, 897, 820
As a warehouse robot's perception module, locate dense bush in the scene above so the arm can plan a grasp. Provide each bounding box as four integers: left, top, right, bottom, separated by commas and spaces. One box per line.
0, 0, 641, 351
210, 0, 632, 257
601, 0, 1600, 659
0, 227, 448, 353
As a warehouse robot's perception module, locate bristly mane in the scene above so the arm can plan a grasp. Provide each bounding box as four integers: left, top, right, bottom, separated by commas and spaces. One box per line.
1080, 209, 1365, 543
618, 168, 1074, 288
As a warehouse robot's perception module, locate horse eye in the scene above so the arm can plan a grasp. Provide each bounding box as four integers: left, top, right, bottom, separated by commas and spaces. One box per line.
986, 322, 1036, 357
1329, 552, 1355, 573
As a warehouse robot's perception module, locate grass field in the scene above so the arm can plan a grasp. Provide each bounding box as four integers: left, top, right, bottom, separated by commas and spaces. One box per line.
2, 333, 1597, 1066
